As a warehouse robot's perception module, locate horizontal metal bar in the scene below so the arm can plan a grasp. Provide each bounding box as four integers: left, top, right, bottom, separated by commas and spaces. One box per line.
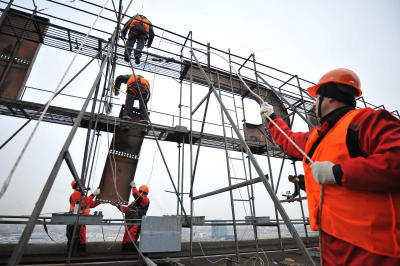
0, 220, 141, 226
228, 157, 243, 160
280, 196, 307, 203
192, 177, 262, 200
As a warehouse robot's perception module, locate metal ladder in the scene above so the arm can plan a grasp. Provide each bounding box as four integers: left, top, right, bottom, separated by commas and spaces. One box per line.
215, 71, 259, 260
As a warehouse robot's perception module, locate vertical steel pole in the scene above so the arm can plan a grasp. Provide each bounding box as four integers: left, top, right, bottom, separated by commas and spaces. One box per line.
180, 141, 185, 215
189, 35, 194, 256
177, 142, 181, 215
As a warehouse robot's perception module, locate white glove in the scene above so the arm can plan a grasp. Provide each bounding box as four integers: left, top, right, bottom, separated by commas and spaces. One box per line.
260, 102, 274, 119
93, 188, 101, 196
130, 181, 136, 188
310, 161, 336, 184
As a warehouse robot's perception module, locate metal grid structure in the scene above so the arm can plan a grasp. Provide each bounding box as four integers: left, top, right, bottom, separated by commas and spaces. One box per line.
0, 97, 283, 157
1, 1, 399, 265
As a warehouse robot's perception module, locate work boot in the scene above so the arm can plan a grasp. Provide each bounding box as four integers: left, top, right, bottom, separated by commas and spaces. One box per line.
135, 56, 140, 64
139, 113, 148, 124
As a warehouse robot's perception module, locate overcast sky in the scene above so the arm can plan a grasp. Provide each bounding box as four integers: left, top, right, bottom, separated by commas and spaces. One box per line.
0, 0, 399, 228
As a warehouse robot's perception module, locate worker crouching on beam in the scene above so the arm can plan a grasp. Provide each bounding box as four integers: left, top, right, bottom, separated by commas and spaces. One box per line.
261, 68, 400, 265
113, 74, 150, 123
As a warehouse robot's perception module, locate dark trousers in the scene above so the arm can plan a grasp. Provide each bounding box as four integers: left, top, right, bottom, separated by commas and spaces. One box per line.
66, 224, 87, 255
122, 91, 149, 120
126, 34, 145, 59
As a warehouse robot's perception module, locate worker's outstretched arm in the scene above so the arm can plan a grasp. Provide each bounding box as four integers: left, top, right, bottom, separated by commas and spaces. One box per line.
87, 188, 101, 208
115, 74, 130, 89
131, 187, 141, 200
261, 102, 310, 159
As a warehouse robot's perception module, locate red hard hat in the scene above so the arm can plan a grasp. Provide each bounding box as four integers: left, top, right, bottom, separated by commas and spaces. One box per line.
307, 68, 362, 98
71, 180, 77, 189
139, 185, 149, 194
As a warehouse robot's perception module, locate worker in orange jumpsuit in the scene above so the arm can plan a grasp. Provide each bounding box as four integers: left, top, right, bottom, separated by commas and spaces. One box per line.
66, 180, 101, 256
261, 68, 400, 265
116, 181, 150, 251
121, 14, 154, 64
113, 74, 150, 122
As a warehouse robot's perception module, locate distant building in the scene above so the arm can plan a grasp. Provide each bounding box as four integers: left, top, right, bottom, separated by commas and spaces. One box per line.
211, 225, 227, 240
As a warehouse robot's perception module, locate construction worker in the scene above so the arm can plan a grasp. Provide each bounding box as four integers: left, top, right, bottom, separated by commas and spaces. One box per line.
116, 181, 150, 251
113, 74, 150, 122
261, 68, 400, 265
66, 180, 101, 256
283, 174, 305, 200
121, 14, 154, 64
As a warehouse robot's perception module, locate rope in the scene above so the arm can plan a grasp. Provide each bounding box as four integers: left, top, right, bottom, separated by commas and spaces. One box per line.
145, 143, 158, 186
257, 247, 271, 266
102, 3, 155, 265
42, 220, 64, 244
102, 104, 125, 250
197, 242, 237, 265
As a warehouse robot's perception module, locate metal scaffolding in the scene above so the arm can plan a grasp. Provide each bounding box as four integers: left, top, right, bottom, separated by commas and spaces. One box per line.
1, 1, 399, 265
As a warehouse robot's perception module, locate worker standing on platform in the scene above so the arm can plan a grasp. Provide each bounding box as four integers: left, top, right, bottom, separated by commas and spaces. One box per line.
113, 74, 150, 122
121, 14, 154, 64
116, 181, 150, 251
283, 174, 305, 200
66, 180, 101, 256
260, 68, 400, 265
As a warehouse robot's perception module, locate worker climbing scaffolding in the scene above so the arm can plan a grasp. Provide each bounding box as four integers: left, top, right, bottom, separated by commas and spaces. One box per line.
112, 74, 151, 123
121, 14, 154, 64
261, 68, 400, 265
